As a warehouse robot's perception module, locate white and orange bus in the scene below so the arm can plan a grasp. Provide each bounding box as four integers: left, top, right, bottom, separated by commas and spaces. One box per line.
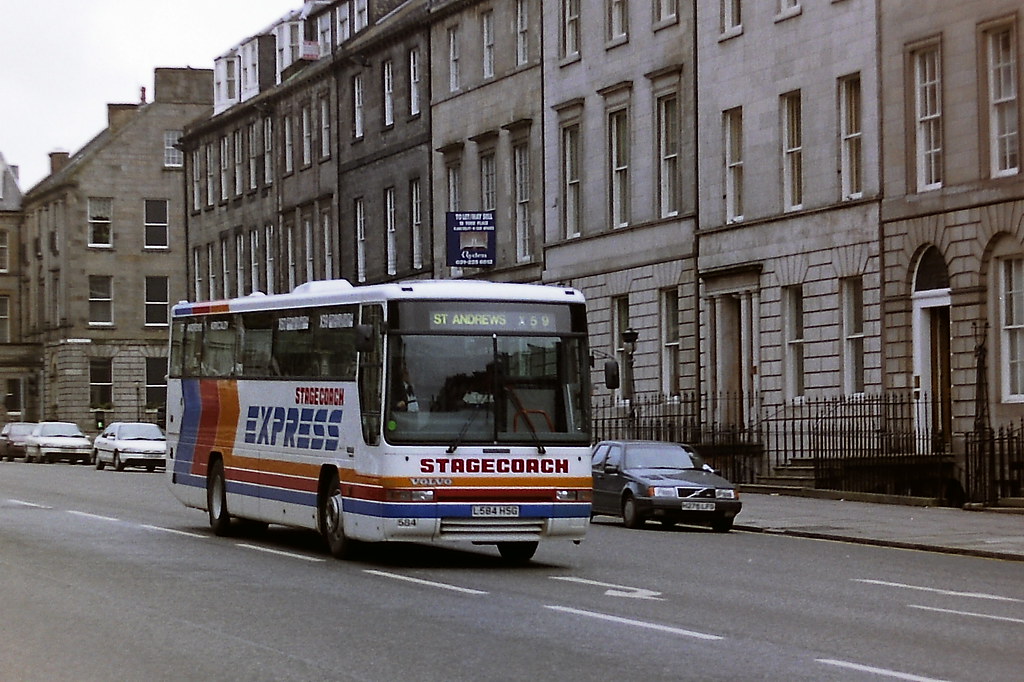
166, 279, 594, 563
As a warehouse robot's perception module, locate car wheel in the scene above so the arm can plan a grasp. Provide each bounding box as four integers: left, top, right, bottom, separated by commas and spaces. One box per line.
95, 451, 105, 470
114, 452, 125, 472
207, 459, 232, 536
622, 494, 645, 529
497, 541, 538, 565
711, 517, 734, 533
319, 471, 356, 559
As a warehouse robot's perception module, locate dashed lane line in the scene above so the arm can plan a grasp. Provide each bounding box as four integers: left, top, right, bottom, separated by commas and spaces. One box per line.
235, 543, 326, 562
855, 578, 1023, 603
816, 658, 952, 682
908, 604, 1024, 625
67, 510, 121, 522
363, 569, 489, 595
544, 604, 722, 640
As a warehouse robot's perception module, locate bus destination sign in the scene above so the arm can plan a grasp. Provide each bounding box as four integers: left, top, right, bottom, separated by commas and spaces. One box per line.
426, 304, 572, 333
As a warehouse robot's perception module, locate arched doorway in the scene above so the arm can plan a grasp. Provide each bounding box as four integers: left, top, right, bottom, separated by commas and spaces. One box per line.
912, 246, 952, 452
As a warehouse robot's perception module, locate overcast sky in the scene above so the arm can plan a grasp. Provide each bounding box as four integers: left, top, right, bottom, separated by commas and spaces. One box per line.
1, 1, 294, 192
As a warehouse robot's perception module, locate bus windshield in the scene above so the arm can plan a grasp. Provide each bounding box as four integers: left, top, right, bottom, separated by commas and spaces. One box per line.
385, 332, 589, 447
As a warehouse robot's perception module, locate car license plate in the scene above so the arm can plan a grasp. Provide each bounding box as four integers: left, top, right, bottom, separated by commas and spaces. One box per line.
472, 505, 520, 518
681, 501, 716, 511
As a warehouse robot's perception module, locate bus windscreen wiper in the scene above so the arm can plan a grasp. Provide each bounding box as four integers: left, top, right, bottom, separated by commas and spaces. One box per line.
504, 386, 546, 455
446, 407, 481, 454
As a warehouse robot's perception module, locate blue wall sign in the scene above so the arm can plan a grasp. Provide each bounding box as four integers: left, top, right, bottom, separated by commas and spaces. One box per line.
446, 211, 496, 268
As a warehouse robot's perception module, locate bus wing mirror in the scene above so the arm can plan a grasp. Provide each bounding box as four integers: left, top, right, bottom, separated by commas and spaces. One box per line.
354, 324, 375, 353
604, 359, 620, 390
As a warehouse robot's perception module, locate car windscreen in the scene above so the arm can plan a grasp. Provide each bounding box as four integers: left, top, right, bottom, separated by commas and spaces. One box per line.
118, 424, 165, 440
625, 444, 701, 470
39, 424, 84, 437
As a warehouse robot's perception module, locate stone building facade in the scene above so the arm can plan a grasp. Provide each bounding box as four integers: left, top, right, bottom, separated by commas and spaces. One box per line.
695, 0, 883, 425
0, 153, 40, 421
429, 0, 545, 284
182, 0, 432, 298
879, 0, 1024, 444
20, 68, 212, 431
172, 0, 1024, 477
541, 0, 699, 403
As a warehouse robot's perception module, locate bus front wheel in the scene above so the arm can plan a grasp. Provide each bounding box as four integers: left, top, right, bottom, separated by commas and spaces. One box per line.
321, 473, 356, 559
207, 459, 232, 536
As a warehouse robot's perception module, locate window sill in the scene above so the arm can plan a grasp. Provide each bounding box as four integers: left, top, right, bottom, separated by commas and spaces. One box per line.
559, 53, 582, 68
653, 16, 679, 33
604, 35, 628, 51
718, 26, 743, 43
774, 6, 803, 23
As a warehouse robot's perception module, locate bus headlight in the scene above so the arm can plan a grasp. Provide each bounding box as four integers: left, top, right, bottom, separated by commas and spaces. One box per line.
555, 489, 592, 502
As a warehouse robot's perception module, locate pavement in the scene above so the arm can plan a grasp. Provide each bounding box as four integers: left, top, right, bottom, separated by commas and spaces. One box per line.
734, 492, 1024, 561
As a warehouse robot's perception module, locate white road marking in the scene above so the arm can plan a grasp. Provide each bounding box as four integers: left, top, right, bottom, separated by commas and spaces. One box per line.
363, 569, 489, 594
235, 543, 326, 562
816, 659, 951, 681
140, 524, 208, 538
544, 604, 722, 640
855, 578, 1023, 603
67, 510, 121, 522
908, 604, 1024, 625
549, 576, 664, 600
8, 499, 51, 509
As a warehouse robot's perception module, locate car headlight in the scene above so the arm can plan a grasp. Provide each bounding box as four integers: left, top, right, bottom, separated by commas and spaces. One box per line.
716, 488, 737, 499
648, 486, 677, 498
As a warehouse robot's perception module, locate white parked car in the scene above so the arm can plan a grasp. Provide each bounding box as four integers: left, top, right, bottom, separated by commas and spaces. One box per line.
25, 422, 93, 464
93, 422, 166, 471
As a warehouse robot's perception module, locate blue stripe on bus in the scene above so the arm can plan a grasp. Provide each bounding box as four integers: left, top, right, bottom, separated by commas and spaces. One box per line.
173, 472, 589, 521
343, 498, 590, 519
177, 379, 202, 466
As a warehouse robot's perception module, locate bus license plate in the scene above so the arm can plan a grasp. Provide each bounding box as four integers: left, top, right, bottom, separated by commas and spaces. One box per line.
681, 501, 715, 511
472, 505, 520, 518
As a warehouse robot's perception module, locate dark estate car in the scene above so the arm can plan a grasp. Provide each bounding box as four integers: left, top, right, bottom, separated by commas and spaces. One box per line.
591, 440, 742, 532
0, 422, 36, 462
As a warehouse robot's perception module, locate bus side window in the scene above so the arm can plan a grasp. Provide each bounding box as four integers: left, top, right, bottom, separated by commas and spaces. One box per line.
204, 315, 238, 377
314, 306, 357, 379
273, 313, 314, 377
240, 312, 275, 377
183, 321, 204, 377
169, 321, 185, 377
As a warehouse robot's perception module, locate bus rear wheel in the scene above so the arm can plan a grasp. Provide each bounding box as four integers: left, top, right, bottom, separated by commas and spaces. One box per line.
497, 541, 538, 565
207, 459, 232, 536
320, 472, 356, 559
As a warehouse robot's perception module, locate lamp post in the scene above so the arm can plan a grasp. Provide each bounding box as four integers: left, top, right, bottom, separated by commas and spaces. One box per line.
621, 327, 638, 435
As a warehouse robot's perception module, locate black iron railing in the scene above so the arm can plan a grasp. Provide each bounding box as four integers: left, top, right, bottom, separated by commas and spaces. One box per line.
593, 392, 963, 503
966, 421, 1024, 504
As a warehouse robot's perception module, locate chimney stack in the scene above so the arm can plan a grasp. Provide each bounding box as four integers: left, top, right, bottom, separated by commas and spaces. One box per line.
107, 103, 139, 132
49, 150, 70, 174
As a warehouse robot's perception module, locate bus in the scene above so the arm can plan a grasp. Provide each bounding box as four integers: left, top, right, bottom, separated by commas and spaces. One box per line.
165, 279, 594, 563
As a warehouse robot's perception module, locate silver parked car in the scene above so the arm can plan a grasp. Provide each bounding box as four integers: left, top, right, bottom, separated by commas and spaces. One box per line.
24, 422, 93, 464
93, 422, 166, 471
